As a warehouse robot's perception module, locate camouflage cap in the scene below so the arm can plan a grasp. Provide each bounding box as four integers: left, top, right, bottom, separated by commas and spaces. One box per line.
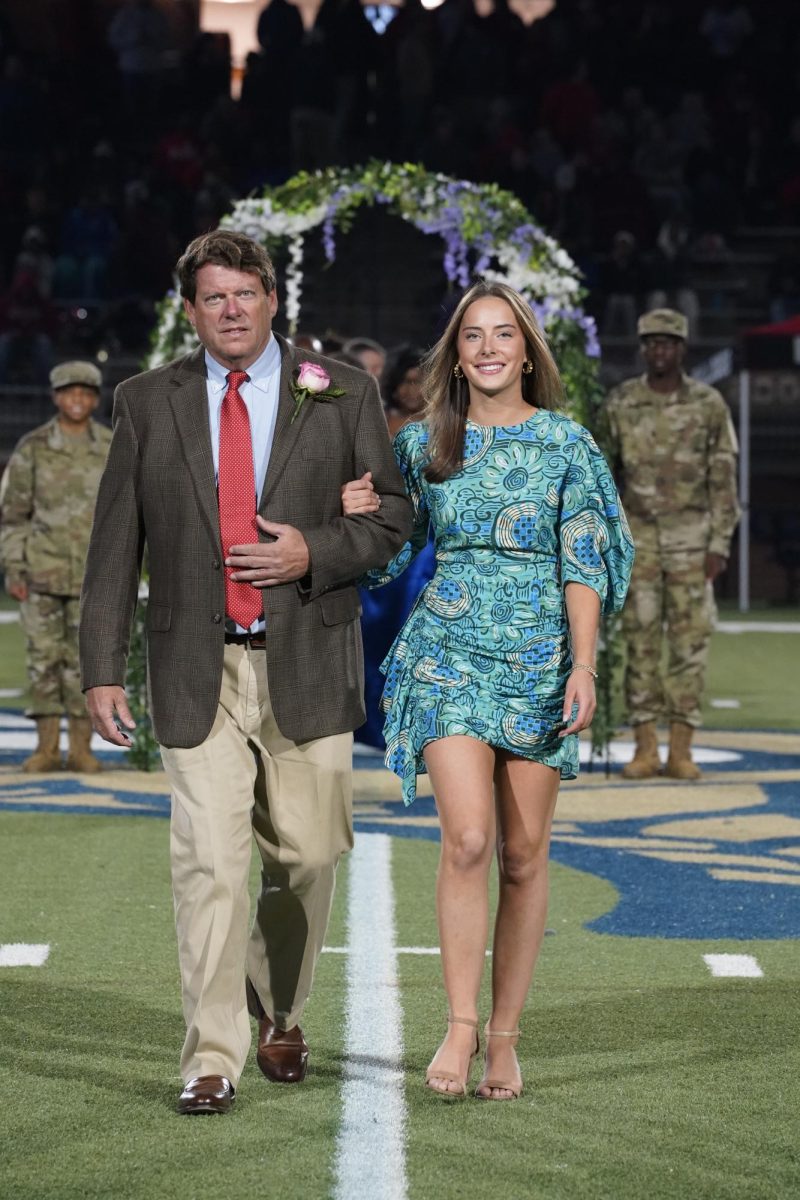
49, 360, 103, 391
637, 308, 688, 340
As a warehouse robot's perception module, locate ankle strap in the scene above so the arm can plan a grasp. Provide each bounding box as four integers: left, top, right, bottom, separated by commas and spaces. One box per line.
448, 1015, 479, 1029
484, 1025, 521, 1038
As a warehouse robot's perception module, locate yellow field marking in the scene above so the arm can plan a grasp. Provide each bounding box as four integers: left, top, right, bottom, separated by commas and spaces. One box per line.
353, 814, 441, 828
0, 791, 163, 812
555, 782, 767, 822
635, 849, 800, 872
709, 869, 800, 886
554, 835, 718, 852
641, 814, 800, 843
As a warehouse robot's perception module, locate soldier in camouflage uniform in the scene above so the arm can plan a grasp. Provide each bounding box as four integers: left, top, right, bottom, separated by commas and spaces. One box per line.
601, 309, 740, 779
0, 361, 112, 772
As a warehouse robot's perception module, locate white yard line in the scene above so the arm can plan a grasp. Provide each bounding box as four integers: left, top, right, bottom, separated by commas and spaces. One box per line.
703, 953, 764, 978
716, 622, 800, 634
0, 943, 50, 967
333, 833, 407, 1200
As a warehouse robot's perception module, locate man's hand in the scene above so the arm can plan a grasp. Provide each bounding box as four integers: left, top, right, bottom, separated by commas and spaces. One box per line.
227, 515, 311, 588
85, 685, 136, 747
7, 580, 28, 601
341, 471, 381, 516
705, 552, 727, 582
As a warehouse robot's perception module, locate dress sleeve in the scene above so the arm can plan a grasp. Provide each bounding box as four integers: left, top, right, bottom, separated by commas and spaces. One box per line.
559, 429, 635, 614
360, 423, 431, 588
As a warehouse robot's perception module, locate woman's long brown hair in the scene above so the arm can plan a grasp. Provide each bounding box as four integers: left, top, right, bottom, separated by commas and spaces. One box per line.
422, 281, 563, 483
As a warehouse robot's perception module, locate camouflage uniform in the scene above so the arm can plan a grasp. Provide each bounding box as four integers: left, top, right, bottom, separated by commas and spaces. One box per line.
601, 372, 740, 727
0, 415, 112, 716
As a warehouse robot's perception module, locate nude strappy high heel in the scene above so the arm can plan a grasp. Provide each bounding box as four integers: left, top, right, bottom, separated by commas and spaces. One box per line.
424, 1016, 481, 1099
475, 1024, 523, 1100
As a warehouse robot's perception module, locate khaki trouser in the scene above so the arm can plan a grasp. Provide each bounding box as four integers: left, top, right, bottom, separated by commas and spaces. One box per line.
160, 643, 353, 1085
20, 591, 84, 717
622, 527, 715, 728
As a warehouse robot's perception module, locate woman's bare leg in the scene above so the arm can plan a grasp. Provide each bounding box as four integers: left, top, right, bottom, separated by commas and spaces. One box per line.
476, 754, 560, 1099
422, 736, 496, 1094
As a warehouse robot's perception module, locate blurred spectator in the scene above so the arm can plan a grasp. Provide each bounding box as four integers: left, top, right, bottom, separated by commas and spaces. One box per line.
646, 213, 700, 337
380, 343, 425, 436
107, 0, 172, 126
13, 226, 55, 298
600, 231, 645, 337
541, 60, 599, 152
699, 1, 754, 59
53, 190, 119, 301
343, 336, 386, 378
0, 267, 57, 384
768, 258, 800, 323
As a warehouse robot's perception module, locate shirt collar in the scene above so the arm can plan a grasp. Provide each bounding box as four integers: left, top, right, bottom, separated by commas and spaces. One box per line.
205, 334, 281, 393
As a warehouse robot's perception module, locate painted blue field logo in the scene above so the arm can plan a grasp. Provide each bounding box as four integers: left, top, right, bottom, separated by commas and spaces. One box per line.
2, 715, 799, 942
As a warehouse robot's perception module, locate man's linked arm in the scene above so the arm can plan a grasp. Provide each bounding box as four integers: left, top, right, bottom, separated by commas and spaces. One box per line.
300, 375, 412, 598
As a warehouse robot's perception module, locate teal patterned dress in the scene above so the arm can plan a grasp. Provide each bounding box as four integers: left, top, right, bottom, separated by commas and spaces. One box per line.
363, 409, 635, 806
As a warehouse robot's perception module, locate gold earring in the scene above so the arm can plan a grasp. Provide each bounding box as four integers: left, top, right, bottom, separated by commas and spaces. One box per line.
453, 363, 464, 379
522, 359, 534, 375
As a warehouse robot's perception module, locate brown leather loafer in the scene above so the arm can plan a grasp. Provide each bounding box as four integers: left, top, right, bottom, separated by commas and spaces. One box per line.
256, 1016, 309, 1083
246, 978, 309, 1083
178, 1075, 235, 1115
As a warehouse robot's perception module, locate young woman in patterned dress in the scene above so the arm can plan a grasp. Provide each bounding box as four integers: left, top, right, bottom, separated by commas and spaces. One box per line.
343, 281, 634, 1099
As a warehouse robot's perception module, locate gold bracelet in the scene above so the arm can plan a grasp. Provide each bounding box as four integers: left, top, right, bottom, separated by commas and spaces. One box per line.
571, 662, 598, 679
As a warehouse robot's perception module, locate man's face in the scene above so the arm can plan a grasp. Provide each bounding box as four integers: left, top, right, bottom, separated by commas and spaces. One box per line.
641, 334, 685, 378
53, 385, 99, 427
184, 264, 278, 370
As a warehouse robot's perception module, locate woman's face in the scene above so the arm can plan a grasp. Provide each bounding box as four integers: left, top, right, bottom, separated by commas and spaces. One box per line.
394, 365, 423, 414
456, 296, 526, 398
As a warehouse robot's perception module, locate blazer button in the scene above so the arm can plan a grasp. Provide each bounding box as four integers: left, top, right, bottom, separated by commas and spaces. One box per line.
212, 559, 221, 570
213, 613, 222, 623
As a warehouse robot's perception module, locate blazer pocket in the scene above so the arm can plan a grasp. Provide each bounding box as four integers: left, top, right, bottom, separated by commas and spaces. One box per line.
146, 603, 172, 631
319, 588, 362, 626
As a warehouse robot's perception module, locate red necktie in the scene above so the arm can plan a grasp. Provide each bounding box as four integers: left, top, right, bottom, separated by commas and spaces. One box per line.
218, 371, 263, 629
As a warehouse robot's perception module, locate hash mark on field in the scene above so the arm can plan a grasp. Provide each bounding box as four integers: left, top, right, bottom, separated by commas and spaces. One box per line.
333, 833, 407, 1200
0, 943, 50, 967
703, 953, 764, 978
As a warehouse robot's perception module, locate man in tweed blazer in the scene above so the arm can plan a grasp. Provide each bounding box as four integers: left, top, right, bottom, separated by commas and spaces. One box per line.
79, 230, 411, 1115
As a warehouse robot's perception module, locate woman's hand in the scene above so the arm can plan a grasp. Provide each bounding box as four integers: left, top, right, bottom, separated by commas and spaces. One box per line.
341, 471, 381, 516
559, 667, 597, 736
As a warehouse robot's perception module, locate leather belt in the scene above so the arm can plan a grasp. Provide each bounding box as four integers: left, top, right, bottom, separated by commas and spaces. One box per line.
224, 631, 267, 648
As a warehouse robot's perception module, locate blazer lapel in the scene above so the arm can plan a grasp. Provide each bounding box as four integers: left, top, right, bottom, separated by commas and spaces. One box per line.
259, 335, 308, 510
167, 348, 220, 546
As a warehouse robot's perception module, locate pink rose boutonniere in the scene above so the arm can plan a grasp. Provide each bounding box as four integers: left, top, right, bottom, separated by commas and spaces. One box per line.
290, 361, 345, 423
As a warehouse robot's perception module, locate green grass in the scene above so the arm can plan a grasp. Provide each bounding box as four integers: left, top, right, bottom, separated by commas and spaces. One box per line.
1, 818, 798, 1199
393, 839, 800, 1200
0, 814, 348, 1200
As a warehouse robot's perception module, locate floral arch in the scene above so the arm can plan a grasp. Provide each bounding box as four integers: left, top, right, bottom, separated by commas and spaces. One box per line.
149, 161, 601, 424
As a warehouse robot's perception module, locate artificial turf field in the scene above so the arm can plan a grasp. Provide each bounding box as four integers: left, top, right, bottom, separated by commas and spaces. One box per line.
1, 610, 799, 1199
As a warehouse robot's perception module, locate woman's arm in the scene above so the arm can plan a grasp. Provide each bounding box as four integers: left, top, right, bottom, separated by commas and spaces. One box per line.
560, 581, 601, 737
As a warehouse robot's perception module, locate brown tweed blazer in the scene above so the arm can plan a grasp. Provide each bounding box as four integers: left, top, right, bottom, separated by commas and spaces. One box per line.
79, 335, 412, 747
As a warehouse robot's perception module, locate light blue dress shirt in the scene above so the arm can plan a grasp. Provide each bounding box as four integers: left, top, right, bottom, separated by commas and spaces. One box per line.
205, 335, 282, 631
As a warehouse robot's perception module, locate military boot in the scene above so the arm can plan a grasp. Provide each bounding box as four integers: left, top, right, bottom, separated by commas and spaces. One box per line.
621, 720, 661, 779
65, 716, 103, 773
22, 716, 63, 773
665, 722, 702, 780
